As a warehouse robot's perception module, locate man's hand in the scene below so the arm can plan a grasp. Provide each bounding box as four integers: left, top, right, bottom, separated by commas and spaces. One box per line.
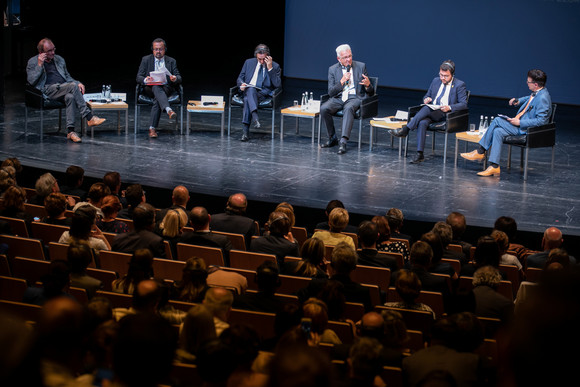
507, 117, 520, 127
440, 105, 451, 112
169, 75, 177, 82
264, 56, 273, 71
341, 71, 351, 85
424, 97, 433, 104
78, 83, 85, 94
509, 98, 519, 106
359, 74, 371, 87
240, 83, 248, 91
37, 53, 47, 66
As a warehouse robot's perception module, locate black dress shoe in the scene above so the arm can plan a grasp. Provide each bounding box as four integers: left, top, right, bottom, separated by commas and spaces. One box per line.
410, 152, 425, 164
241, 134, 249, 142
337, 142, 347, 154
320, 137, 339, 148
390, 125, 410, 138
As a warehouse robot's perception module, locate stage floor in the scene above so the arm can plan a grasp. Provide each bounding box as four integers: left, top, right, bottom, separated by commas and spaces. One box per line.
2, 78, 580, 244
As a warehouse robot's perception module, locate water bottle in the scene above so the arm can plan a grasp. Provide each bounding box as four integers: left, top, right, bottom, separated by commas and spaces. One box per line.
309, 92, 313, 102
478, 115, 484, 132
301, 93, 306, 110
102, 85, 106, 99
105, 85, 111, 99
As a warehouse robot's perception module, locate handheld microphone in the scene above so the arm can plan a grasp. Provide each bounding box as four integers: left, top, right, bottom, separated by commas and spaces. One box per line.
346, 65, 351, 72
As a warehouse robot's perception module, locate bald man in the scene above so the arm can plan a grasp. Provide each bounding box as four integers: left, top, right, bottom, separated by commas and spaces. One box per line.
203, 287, 234, 336
527, 227, 575, 268
210, 193, 256, 249
156, 185, 190, 228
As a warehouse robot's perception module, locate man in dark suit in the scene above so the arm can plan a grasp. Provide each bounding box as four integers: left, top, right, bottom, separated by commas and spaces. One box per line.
233, 261, 285, 313
390, 60, 468, 164
179, 206, 233, 266
210, 193, 256, 250
250, 211, 300, 267
320, 44, 375, 155
136, 38, 182, 138
298, 242, 373, 312
112, 203, 166, 258
357, 220, 399, 273
236, 43, 282, 142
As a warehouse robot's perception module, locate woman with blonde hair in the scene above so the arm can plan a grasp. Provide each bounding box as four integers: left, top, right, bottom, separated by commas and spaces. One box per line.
159, 207, 188, 258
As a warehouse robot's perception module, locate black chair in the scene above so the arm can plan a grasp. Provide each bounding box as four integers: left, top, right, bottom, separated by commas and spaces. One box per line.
227, 85, 283, 138
24, 83, 65, 136
405, 91, 470, 163
134, 83, 184, 134
503, 103, 557, 181
317, 77, 379, 149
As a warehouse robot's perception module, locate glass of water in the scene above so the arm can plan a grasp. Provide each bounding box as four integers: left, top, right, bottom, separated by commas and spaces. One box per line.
469, 124, 476, 132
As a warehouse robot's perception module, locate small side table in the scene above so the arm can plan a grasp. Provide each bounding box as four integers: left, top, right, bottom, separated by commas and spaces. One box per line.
83, 101, 129, 136
186, 100, 226, 136
369, 118, 408, 155
455, 131, 487, 168
280, 106, 319, 143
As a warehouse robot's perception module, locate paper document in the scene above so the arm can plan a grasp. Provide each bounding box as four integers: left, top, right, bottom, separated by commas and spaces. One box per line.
149, 68, 172, 83
394, 110, 408, 120
373, 110, 408, 123
423, 104, 441, 110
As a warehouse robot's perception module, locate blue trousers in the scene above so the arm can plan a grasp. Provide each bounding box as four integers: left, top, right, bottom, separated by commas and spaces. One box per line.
407, 105, 445, 152
478, 118, 524, 165
242, 87, 271, 127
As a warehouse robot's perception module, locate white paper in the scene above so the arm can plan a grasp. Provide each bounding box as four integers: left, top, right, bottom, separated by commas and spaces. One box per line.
149, 68, 171, 83
423, 103, 441, 110
394, 110, 408, 120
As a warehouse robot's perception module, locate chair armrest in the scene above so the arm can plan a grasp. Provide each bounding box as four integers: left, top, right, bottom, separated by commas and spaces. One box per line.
408, 104, 423, 120
526, 122, 556, 148
272, 87, 283, 106
25, 83, 45, 108
360, 95, 379, 119
444, 108, 469, 133
320, 93, 330, 104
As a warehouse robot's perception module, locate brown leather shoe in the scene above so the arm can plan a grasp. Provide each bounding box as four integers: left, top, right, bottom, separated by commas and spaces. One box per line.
477, 166, 501, 177
149, 128, 158, 138
460, 149, 485, 161
67, 131, 82, 143
87, 116, 106, 127
168, 110, 176, 120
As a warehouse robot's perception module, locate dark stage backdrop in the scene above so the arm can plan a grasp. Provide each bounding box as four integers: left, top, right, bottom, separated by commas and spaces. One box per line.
283, 0, 580, 105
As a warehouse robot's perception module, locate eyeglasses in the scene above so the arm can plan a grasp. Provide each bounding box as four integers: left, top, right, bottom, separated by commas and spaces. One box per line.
153, 47, 165, 52
45, 47, 56, 53
439, 73, 452, 78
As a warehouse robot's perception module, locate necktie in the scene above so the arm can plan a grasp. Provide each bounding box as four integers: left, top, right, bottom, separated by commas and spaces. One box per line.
435, 84, 447, 105
256, 65, 265, 88
515, 93, 535, 119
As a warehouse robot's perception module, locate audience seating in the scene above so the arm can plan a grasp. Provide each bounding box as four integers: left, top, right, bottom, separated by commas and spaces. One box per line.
362, 283, 381, 307
47, 242, 69, 261
499, 264, 521, 296
86, 268, 117, 292
441, 258, 461, 275
277, 274, 312, 295
99, 251, 132, 277
153, 258, 185, 282
328, 319, 356, 344
351, 265, 391, 293
0, 235, 46, 261
95, 290, 133, 309
11, 256, 50, 285
525, 267, 543, 283
176, 243, 225, 267
290, 226, 308, 247
0, 275, 28, 301
229, 250, 277, 271
69, 286, 89, 304
376, 305, 434, 341
381, 366, 403, 387
168, 299, 197, 313
220, 267, 258, 291
228, 308, 276, 341
343, 301, 365, 322
0, 299, 42, 322
31, 222, 69, 245
386, 287, 445, 318
23, 203, 48, 220
0, 255, 11, 276
167, 363, 202, 387
457, 276, 514, 302
212, 230, 246, 251
0, 216, 29, 237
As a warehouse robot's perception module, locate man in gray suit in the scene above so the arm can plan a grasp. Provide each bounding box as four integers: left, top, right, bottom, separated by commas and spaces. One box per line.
26, 38, 106, 143
136, 38, 182, 138
320, 44, 375, 154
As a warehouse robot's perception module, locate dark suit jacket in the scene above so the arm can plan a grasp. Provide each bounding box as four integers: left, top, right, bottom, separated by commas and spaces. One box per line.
178, 231, 233, 266
250, 234, 300, 267
236, 58, 282, 95
357, 249, 399, 273
136, 54, 182, 85
112, 229, 166, 258
327, 60, 374, 100
298, 274, 372, 312
472, 285, 514, 322
210, 212, 256, 249
423, 77, 468, 112
233, 291, 286, 314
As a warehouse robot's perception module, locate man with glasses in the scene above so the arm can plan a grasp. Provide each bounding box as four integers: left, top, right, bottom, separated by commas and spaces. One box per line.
136, 38, 182, 138
461, 69, 551, 176
26, 38, 106, 143
390, 60, 468, 164
320, 44, 374, 155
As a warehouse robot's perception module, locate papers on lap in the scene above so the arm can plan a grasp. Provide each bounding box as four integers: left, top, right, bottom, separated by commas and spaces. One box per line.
146, 68, 172, 85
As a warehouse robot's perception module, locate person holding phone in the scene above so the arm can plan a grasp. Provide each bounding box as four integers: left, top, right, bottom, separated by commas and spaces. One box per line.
460, 69, 552, 176
236, 44, 282, 142
136, 38, 182, 138
26, 38, 106, 143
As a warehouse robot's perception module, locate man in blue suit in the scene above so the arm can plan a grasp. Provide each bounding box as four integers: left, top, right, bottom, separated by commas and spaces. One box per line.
390, 60, 468, 163
461, 69, 551, 176
320, 44, 374, 155
236, 44, 282, 142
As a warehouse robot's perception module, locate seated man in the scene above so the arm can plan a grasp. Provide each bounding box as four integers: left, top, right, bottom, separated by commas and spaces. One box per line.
26, 38, 105, 143
250, 211, 300, 267
112, 203, 166, 258
136, 38, 182, 138
236, 44, 282, 142
390, 60, 468, 164
210, 193, 256, 250
461, 69, 551, 176
320, 44, 374, 155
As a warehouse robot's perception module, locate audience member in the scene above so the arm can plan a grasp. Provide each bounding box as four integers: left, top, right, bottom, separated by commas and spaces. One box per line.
22, 259, 72, 305
175, 304, 216, 364
179, 206, 233, 265
112, 248, 154, 295
491, 229, 523, 271
267, 344, 337, 387
58, 204, 111, 252
112, 203, 166, 258
206, 265, 248, 295
113, 278, 163, 321
210, 192, 256, 250
385, 269, 436, 319
96, 195, 130, 234
0, 185, 34, 234
312, 207, 356, 249
158, 206, 188, 258
220, 323, 267, 387
493, 216, 529, 263
171, 256, 210, 303
203, 287, 234, 336
102, 171, 127, 208
421, 231, 457, 279
116, 184, 145, 220
283, 237, 329, 278
314, 199, 358, 233
526, 226, 576, 268
251, 211, 300, 266
67, 240, 102, 299
385, 207, 412, 244
59, 165, 86, 200
0, 167, 15, 195
234, 260, 285, 313
431, 221, 467, 265
156, 185, 190, 228
342, 337, 384, 387
371, 215, 410, 262
460, 236, 505, 279
472, 266, 514, 323
71, 182, 111, 219
302, 297, 342, 345
42, 192, 73, 226
446, 211, 473, 257
357, 219, 399, 272
275, 201, 296, 228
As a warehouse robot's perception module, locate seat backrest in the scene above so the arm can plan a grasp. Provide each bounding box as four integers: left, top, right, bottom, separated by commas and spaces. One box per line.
69, 286, 89, 304
48, 242, 70, 261
212, 231, 246, 251
343, 302, 365, 322
0, 216, 29, 238
327, 319, 356, 344
31, 222, 70, 244
290, 226, 308, 247
229, 308, 276, 341
229, 250, 276, 271
277, 274, 312, 295
153, 258, 186, 282
176, 243, 225, 267
0, 275, 28, 302
381, 366, 403, 387
0, 235, 46, 261
12, 256, 51, 285
376, 305, 434, 340
386, 287, 444, 318
0, 300, 42, 322
352, 265, 391, 292
99, 250, 132, 277
219, 267, 258, 291
86, 268, 118, 291
96, 290, 133, 309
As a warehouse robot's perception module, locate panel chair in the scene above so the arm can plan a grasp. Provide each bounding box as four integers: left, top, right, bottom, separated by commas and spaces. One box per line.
405, 91, 470, 164
317, 77, 379, 149
503, 103, 557, 181
227, 85, 283, 138
134, 83, 184, 134
24, 83, 65, 136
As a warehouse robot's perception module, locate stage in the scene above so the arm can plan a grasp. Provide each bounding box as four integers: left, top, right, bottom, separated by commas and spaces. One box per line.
1, 77, 580, 255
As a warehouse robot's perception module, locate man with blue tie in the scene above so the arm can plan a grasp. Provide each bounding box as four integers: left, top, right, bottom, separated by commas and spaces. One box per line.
320, 44, 374, 155
461, 69, 551, 176
136, 38, 182, 138
237, 44, 282, 142
390, 60, 468, 164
